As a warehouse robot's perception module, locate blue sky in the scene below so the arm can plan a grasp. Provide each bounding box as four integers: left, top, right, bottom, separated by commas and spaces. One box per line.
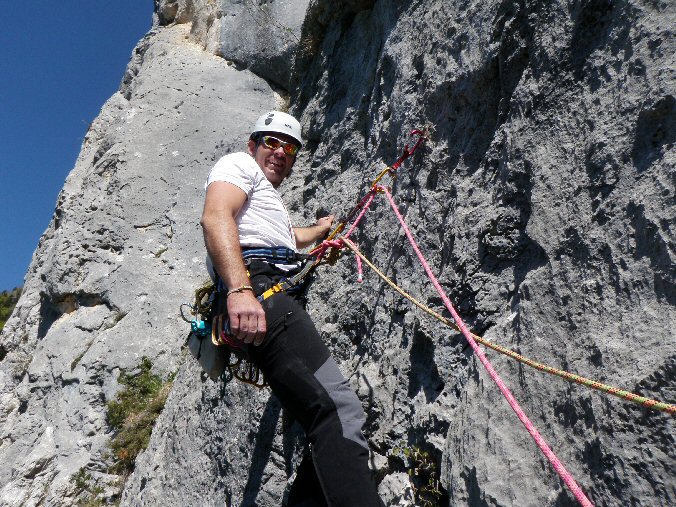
0, 2, 153, 291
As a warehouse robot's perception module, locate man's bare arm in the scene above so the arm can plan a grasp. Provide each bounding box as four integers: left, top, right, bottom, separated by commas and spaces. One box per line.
201, 181, 266, 345
294, 215, 334, 249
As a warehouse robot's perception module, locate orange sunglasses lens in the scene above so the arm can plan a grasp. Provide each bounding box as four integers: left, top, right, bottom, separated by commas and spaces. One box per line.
262, 136, 299, 156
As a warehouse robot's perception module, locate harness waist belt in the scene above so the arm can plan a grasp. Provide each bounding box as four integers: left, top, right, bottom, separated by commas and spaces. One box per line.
241, 246, 309, 264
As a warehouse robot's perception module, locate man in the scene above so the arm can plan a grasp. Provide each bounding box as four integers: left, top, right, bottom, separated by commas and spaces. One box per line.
201, 111, 384, 506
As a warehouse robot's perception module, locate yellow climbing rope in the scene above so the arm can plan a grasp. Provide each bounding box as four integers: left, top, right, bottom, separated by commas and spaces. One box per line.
340, 237, 676, 415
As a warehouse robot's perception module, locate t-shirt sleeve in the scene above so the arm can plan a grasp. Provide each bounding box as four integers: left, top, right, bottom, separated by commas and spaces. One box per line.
205, 153, 257, 197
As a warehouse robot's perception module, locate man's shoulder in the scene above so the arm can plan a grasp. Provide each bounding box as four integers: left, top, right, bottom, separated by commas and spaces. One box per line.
206, 152, 268, 194
209, 152, 262, 182
213, 152, 258, 172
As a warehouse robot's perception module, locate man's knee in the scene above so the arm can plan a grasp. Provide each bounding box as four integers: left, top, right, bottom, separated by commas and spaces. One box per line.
313, 357, 368, 449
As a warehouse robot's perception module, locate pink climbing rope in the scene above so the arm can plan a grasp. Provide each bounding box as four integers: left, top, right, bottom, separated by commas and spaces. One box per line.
312, 189, 377, 278
344, 190, 375, 282
344, 189, 377, 238
380, 186, 594, 507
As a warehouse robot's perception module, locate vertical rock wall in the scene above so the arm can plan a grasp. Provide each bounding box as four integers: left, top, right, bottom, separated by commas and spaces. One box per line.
286, 1, 675, 505
0, 1, 673, 506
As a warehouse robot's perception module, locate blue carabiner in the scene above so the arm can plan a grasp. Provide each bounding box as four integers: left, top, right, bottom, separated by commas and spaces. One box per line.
191, 319, 211, 337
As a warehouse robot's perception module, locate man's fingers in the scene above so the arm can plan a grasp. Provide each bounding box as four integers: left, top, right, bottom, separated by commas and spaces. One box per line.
240, 314, 256, 343
230, 313, 253, 342
238, 312, 266, 345
252, 313, 267, 346
228, 312, 241, 337
226, 293, 267, 345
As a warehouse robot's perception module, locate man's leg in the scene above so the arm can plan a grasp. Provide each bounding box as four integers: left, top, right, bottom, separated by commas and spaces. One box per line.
286, 453, 327, 507
248, 292, 384, 507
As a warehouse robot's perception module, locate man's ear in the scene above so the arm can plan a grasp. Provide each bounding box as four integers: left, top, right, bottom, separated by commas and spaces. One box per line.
247, 139, 256, 156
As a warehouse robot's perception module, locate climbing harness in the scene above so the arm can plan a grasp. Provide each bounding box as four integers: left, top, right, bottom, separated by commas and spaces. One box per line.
184, 247, 320, 388
183, 282, 267, 387
241, 246, 310, 264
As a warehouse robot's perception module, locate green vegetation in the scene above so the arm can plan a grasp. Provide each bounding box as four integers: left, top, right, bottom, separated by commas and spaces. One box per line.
71, 357, 173, 505
106, 356, 173, 476
71, 468, 105, 507
391, 445, 444, 507
0, 287, 22, 333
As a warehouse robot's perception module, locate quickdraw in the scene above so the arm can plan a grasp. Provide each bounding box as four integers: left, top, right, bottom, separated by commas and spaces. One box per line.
319, 129, 429, 249
370, 128, 427, 187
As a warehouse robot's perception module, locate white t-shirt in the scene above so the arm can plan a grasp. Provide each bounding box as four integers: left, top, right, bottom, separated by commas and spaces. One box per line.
205, 152, 297, 251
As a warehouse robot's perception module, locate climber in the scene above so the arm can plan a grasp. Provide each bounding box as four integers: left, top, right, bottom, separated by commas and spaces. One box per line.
200, 111, 384, 506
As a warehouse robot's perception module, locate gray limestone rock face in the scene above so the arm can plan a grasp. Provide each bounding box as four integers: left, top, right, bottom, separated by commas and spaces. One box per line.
216, 0, 311, 89
0, 22, 279, 506
287, 0, 675, 505
1, 0, 674, 506
155, 0, 311, 89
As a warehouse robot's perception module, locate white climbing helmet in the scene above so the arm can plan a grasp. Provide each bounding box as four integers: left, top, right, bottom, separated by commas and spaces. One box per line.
252, 111, 303, 147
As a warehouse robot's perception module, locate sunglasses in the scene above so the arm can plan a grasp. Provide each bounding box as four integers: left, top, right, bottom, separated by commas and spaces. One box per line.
260, 135, 300, 156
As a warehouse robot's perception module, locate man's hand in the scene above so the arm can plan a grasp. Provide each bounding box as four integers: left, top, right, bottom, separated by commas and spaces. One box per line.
226, 291, 267, 346
294, 214, 335, 249
315, 215, 334, 236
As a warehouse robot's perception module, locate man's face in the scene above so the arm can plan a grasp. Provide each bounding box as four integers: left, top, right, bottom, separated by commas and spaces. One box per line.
248, 133, 298, 188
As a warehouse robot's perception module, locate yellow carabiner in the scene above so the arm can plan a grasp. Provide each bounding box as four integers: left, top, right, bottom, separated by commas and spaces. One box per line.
370, 165, 396, 188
